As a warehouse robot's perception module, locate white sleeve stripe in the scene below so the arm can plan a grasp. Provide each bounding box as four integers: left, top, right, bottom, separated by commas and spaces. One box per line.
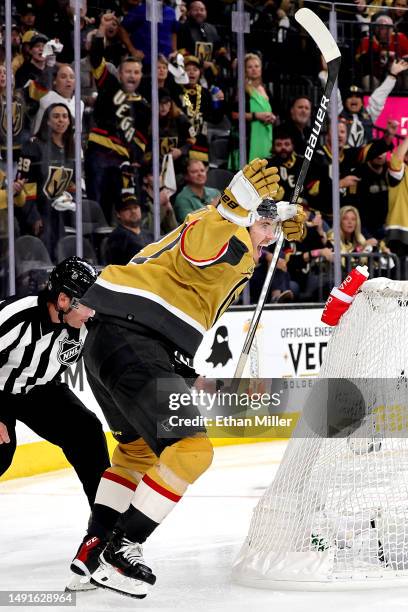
0, 321, 25, 352
0, 296, 37, 328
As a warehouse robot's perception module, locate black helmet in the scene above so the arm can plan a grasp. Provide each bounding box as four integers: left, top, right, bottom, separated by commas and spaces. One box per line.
257, 198, 277, 220
47, 257, 97, 300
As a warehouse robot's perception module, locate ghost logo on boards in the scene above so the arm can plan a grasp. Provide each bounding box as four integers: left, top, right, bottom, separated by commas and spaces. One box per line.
205, 325, 232, 368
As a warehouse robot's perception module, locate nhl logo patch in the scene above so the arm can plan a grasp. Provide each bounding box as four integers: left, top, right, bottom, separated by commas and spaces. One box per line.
57, 337, 83, 366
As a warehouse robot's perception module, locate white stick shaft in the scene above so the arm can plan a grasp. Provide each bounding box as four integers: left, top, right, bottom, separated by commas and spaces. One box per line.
233, 229, 285, 380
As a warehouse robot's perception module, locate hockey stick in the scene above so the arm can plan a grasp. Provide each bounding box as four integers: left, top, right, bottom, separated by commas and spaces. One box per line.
233, 8, 341, 380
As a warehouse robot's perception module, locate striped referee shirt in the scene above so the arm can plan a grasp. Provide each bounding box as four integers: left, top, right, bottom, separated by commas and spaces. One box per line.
0, 293, 87, 395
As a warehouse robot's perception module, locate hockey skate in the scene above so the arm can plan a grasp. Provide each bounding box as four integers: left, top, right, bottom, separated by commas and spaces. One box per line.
65, 573, 97, 592
66, 535, 106, 591
71, 535, 106, 576
90, 531, 156, 599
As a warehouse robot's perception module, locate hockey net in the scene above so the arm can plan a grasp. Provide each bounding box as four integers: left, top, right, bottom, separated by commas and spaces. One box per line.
233, 278, 408, 590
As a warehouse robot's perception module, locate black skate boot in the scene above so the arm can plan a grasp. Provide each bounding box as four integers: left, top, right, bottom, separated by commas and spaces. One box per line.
65, 535, 106, 591
71, 535, 107, 576
90, 530, 156, 599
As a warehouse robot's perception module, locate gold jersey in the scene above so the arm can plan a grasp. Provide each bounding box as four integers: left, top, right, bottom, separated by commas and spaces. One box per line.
82, 206, 255, 356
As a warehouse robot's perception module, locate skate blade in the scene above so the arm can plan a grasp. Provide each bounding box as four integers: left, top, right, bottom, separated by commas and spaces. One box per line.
65, 573, 97, 592
90, 567, 148, 599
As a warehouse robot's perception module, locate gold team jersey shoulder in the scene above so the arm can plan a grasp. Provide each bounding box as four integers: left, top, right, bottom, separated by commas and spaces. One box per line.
84, 206, 254, 356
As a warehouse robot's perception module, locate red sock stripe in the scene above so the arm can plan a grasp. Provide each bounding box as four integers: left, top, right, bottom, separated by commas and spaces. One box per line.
102, 470, 137, 491
143, 474, 182, 503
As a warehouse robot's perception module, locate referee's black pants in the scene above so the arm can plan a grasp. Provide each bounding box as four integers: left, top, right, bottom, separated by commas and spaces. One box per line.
0, 382, 110, 506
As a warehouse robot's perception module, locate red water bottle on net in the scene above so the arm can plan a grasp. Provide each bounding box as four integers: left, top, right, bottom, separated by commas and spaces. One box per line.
321, 265, 369, 326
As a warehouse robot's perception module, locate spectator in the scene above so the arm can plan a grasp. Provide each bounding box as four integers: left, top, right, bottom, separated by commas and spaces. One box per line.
329, 205, 379, 253
85, 12, 150, 224
178, 55, 224, 163
353, 141, 404, 239
356, 13, 408, 88
139, 54, 183, 104
177, 0, 226, 84
19, 28, 38, 65
16, 102, 76, 261
0, 64, 28, 167
306, 120, 392, 225
0, 170, 26, 297
385, 135, 408, 261
327, 205, 393, 269
121, 0, 178, 69
16, 1, 37, 37
251, 0, 290, 44
105, 194, 153, 265
287, 209, 334, 300
32, 64, 84, 134
176, 0, 188, 23
279, 96, 312, 156
250, 244, 297, 304
0, 169, 26, 244
1, 24, 24, 74
26, 0, 74, 64
14, 31, 62, 124
338, 59, 408, 147
157, 87, 193, 178
85, 12, 140, 67
80, 27, 121, 132
249, 0, 290, 82
228, 53, 275, 171
15, 31, 50, 89
393, 0, 408, 36
140, 167, 179, 235
267, 129, 305, 202
173, 159, 220, 222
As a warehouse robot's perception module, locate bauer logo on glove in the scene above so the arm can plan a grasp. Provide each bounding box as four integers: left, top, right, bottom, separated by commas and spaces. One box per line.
221, 193, 239, 210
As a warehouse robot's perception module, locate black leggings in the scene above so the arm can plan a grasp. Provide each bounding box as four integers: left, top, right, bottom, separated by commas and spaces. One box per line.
0, 382, 110, 506
84, 319, 205, 456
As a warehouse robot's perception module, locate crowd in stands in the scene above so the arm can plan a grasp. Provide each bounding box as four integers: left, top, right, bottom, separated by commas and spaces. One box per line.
0, 0, 407, 302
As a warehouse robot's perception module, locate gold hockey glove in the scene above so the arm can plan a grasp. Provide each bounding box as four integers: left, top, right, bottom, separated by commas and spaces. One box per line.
282, 205, 307, 241
217, 158, 280, 227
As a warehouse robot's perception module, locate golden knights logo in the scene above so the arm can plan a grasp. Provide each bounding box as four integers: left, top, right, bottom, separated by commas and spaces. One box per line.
195, 41, 213, 63
0, 99, 23, 137
43, 166, 73, 199
160, 137, 178, 157
57, 337, 83, 366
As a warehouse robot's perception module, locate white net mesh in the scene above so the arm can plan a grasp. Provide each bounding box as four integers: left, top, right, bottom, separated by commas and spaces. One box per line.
233, 278, 408, 590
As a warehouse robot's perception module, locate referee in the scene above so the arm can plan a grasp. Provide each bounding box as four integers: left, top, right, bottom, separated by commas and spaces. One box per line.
0, 257, 110, 506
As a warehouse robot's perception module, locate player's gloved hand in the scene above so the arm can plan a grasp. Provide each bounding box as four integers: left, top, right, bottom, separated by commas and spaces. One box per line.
281, 204, 307, 241
217, 158, 280, 227
51, 192, 76, 212
256, 199, 300, 222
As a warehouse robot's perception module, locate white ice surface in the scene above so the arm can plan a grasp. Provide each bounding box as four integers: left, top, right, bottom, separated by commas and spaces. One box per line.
1, 441, 408, 612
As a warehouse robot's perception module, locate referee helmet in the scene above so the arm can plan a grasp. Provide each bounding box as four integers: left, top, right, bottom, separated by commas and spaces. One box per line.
47, 257, 98, 301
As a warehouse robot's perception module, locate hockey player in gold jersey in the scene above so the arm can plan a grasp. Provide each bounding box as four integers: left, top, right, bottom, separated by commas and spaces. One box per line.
68, 158, 305, 598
